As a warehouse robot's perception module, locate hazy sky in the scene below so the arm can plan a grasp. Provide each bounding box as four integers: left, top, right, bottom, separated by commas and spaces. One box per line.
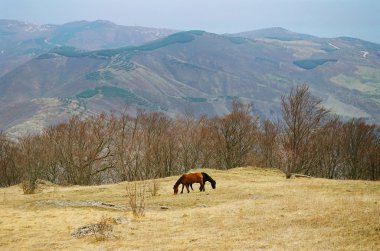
1, 0, 379, 43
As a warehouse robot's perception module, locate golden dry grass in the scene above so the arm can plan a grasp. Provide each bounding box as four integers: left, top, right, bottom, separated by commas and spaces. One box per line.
0, 167, 379, 250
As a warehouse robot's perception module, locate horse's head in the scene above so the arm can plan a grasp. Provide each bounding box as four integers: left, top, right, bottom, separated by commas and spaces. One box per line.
211, 181, 216, 189
173, 186, 178, 195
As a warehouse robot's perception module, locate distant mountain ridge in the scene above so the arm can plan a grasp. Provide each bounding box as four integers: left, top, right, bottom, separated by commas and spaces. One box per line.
0, 19, 177, 76
0, 20, 379, 137
233, 27, 316, 41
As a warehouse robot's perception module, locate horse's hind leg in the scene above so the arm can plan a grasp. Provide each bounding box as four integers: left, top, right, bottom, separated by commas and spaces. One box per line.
190, 184, 193, 190
186, 184, 190, 193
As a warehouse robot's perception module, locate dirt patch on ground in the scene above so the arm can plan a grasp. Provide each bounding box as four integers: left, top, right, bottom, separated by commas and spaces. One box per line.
35, 199, 128, 211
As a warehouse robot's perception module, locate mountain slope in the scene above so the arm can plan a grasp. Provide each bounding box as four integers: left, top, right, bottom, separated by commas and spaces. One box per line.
0, 19, 176, 76
1, 28, 380, 137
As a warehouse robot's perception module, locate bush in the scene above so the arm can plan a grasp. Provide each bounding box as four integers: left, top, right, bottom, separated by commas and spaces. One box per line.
91, 217, 113, 241
71, 217, 113, 241
149, 179, 160, 196
21, 179, 38, 194
126, 182, 146, 217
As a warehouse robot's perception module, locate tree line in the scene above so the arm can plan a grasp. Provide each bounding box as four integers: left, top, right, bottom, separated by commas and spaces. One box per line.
0, 85, 379, 187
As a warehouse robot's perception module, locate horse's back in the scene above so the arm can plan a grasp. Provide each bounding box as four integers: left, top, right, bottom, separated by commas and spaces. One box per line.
183, 172, 202, 184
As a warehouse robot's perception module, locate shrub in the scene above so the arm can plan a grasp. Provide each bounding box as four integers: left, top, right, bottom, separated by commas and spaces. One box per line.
91, 217, 113, 241
149, 179, 160, 196
126, 182, 146, 217
21, 179, 38, 194
71, 217, 113, 241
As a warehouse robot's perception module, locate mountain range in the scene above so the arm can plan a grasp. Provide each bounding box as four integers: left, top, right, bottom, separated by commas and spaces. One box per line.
1, 20, 379, 137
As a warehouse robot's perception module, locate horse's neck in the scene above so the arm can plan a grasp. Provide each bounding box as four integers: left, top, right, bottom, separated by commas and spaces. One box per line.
202, 173, 210, 182
203, 173, 214, 184
174, 177, 182, 188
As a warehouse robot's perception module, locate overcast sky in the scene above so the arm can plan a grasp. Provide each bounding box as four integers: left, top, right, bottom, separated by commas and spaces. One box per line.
1, 0, 379, 43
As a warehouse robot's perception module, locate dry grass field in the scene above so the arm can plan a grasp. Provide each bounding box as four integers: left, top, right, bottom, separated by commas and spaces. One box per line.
0, 167, 379, 250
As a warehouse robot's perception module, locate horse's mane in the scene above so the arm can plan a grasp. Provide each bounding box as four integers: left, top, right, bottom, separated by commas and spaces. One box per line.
173, 176, 183, 188
201, 172, 215, 185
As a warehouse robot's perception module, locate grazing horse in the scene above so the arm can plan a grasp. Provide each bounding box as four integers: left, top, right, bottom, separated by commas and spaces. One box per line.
189, 172, 216, 191
173, 173, 204, 195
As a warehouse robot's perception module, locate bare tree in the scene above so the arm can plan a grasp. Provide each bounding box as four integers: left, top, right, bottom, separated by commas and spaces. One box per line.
140, 112, 176, 178
49, 114, 114, 185
212, 100, 259, 169
18, 135, 47, 188
312, 117, 345, 179
368, 125, 380, 180
175, 115, 210, 171
43, 125, 68, 183
111, 109, 145, 181
341, 119, 378, 180
280, 84, 329, 176
0, 132, 21, 187
258, 119, 280, 168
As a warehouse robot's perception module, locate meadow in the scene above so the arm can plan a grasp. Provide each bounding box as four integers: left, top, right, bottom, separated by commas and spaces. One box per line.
0, 167, 379, 250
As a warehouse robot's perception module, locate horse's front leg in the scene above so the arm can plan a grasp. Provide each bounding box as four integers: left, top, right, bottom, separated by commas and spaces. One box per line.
198, 182, 205, 192
200, 182, 205, 192
181, 184, 185, 193
186, 184, 190, 193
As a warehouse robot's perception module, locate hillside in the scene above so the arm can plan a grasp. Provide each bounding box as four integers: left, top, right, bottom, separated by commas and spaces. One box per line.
1, 25, 380, 137
0, 167, 379, 250
0, 19, 176, 76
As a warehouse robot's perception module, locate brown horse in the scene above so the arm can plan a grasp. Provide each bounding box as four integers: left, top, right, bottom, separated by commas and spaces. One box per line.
173, 172, 204, 195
